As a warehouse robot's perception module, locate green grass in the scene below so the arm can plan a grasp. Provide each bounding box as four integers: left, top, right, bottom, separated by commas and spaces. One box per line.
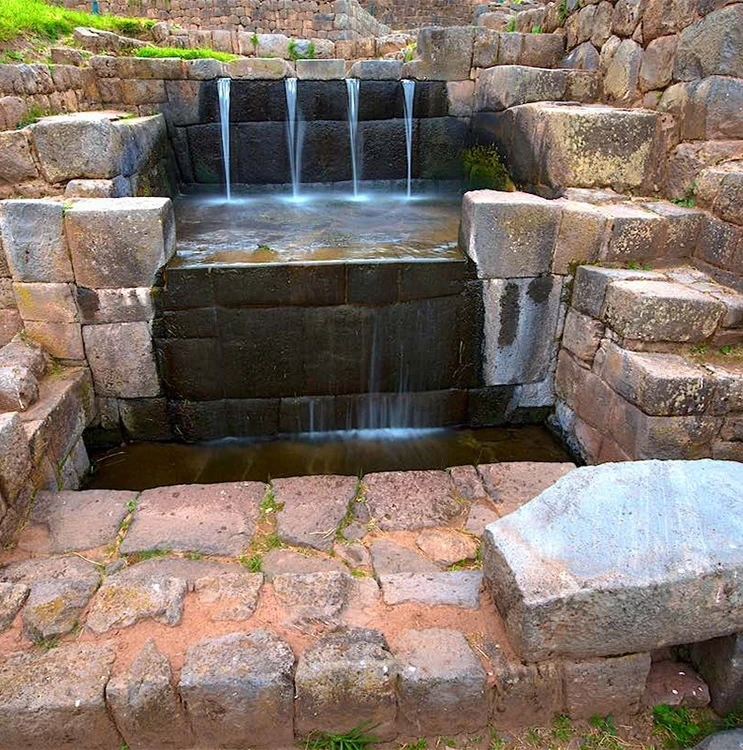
0, 0, 154, 44
135, 45, 236, 62
652, 706, 717, 749
305, 723, 378, 750
239, 553, 263, 572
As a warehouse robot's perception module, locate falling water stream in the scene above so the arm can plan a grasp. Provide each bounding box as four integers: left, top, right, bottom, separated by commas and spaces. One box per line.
401, 79, 415, 198
284, 78, 301, 198
346, 78, 360, 197
217, 77, 231, 201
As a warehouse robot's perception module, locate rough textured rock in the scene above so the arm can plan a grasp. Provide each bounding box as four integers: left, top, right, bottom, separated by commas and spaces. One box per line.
461, 191, 561, 279
296, 59, 345, 80
227, 57, 294, 79
30, 489, 134, 552
675, 6, 743, 81
261, 548, 347, 578
465, 503, 500, 535
690, 633, 743, 715
0, 130, 38, 185
86, 562, 187, 633
180, 631, 295, 747
415, 26, 474, 81
194, 571, 263, 621
106, 639, 190, 750
0, 581, 28, 632
295, 628, 398, 737
120, 482, 263, 556
483, 460, 743, 661
65, 197, 175, 289
475, 66, 567, 111
693, 731, 743, 750
564, 653, 652, 719
0, 643, 119, 749
415, 528, 479, 566
23, 576, 99, 641
0, 364, 38, 411
643, 660, 711, 708
640, 35, 677, 92
603, 38, 642, 104
274, 474, 357, 551
273, 571, 349, 629
572, 265, 666, 319
369, 539, 439, 574
364, 470, 461, 531
395, 628, 488, 735
380, 571, 482, 608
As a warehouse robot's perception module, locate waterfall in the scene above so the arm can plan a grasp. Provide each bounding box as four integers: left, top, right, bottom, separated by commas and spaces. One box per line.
346, 78, 360, 197
284, 78, 302, 199
217, 77, 231, 201
401, 79, 415, 198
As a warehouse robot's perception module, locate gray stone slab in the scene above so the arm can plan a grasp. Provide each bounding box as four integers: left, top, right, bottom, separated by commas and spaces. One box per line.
194, 571, 263, 622
23, 576, 99, 641
261, 548, 347, 579
121, 482, 264, 556
31, 489, 135, 552
0, 643, 119, 749
693, 731, 743, 750
483, 460, 743, 661
369, 538, 440, 575
380, 571, 483, 608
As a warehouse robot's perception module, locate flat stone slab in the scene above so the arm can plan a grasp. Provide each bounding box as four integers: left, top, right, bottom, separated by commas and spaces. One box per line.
483, 460, 743, 661
87, 562, 188, 633
31, 489, 135, 552
369, 538, 439, 575
0, 643, 120, 749
364, 470, 462, 531
379, 571, 483, 609
261, 548, 347, 579
120, 482, 264, 556
274, 475, 358, 552
694, 730, 743, 750
415, 528, 479, 566
23, 576, 99, 641
194, 571, 263, 621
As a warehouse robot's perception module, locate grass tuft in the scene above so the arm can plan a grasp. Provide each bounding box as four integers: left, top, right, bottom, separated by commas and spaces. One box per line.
135, 45, 236, 62
305, 723, 378, 750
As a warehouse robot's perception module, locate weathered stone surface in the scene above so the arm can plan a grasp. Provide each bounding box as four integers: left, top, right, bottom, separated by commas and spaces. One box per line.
594, 342, 714, 416
0, 200, 72, 282
121, 482, 263, 556
475, 66, 567, 111
604, 38, 642, 104
562, 41, 601, 71
643, 660, 711, 708
296, 59, 345, 80
13, 281, 78, 322
0, 364, 38, 411
253, 33, 290, 58
195, 571, 263, 621
640, 35, 677, 93
561, 308, 605, 365
0, 412, 32, 503
295, 628, 398, 736
29, 489, 133, 552
349, 59, 402, 80
106, 639, 190, 750
553, 200, 608, 274
227, 58, 294, 79
364, 470, 460, 531
0, 643, 119, 749
333, 541, 371, 570
83, 322, 159, 398
483, 460, 743, 661
273, 571, 349, 630
572, 265, 666, 318
64, 178, 129, 198
675, 6, 743, 81
599, 203, 667, 261
481, 276, 563, 385
564, 653, 651, 719
87, 562, 187, 633
694, 731, 743, 750
0, 130, 37, 185
26, 321, 84, 360
415, 528, 478, 566
66, 197, 175, 289
0, 581, 28, 632
23, 576, 99, 640
461, 191, 561, 279
180, 631, 295, 748
395, 629, 488, 735
690, 633, 743, 715
77, 287, 155, 325
0, 308, 22, 347
449, 465, 487, 501
478, 462, 575, 516
0, 335, 45, 377
604, 280, 725, 342
261, 548, 347, 578
416, 26, 474, 81
274, 474, 357, 551
380, 571, 482, 608
369, 539, 439, 574
465, 502, 500, 535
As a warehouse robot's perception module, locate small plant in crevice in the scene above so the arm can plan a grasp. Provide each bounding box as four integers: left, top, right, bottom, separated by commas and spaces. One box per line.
558, 0, 569, 24
15, 105, 47, 129
671, 182, 696, 208
551, 714, 573, 742
304, 722, 379, 750
239, 553, 262, 572
462, 144, 513, 191
402, 41, 416, 62
531, 24, 543, 33
652, 705, 717, 749
288, 38, 316, 61
505, 17, 516, 32
251, 31, 258, 47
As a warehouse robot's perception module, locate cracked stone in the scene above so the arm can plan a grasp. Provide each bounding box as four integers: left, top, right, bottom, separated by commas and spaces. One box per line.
274, 475, 358, 552
86, 562, 187, 633
194, 571, 263, 621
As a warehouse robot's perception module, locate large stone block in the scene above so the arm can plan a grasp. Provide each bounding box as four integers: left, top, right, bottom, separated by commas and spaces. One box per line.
571, 265, 666, 318
180, 631, 295, 748
415, 26, 475, 81
395, 629, 488, 736
296, 59, 345, 80
76, 287, 154, 325
461, 191, 562, 279
65, 198, 175, 289
83, 322, 159, 398
675, 5, 743, 81
597, 203, 667, 261
603, 279, 725, 343
0, 412, 32, 503
690, 633, 743, 715
552, 199, 608, 274
226, 58, 294, 79
13, 282, 78, 323
564, 653, 651, 719
603, 38, 642, 104
25, 321, 84, 360
483, 460, 743, 661
0, 130, 38, 185
0, 200, 73, 282
482, 276, 563, 385
681, 77, 743, 141
475, 66, 567, 112
639, 36, 677, 93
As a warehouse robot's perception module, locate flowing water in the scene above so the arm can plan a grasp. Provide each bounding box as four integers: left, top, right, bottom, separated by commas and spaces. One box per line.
284, 78, 302, 199
401, 79, 415, 198
345, 78, 360, 197
217, 77, 231, 201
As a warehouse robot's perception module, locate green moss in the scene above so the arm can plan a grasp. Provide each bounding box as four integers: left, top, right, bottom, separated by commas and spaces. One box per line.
134, 45, 236, 62
462, 144, 513, 191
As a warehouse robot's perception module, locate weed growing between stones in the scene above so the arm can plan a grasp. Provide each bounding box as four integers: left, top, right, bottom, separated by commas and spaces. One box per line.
131, 548, 172, 562
239, 485, 285, 569
462, 145, 513, 192
506, 18, 516, 32
652, 705, 717, 748
551, 715, 573, 742
305, 722, 379, 750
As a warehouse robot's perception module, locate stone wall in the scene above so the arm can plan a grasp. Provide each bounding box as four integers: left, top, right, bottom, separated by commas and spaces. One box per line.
59, 0, 389, 40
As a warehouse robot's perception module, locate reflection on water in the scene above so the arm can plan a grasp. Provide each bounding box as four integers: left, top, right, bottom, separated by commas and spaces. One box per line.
173, 182, 463, 266
86, 426, 574, 491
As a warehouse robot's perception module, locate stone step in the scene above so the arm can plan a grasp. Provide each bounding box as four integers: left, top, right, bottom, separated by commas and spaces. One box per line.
474, 102, 662, 196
